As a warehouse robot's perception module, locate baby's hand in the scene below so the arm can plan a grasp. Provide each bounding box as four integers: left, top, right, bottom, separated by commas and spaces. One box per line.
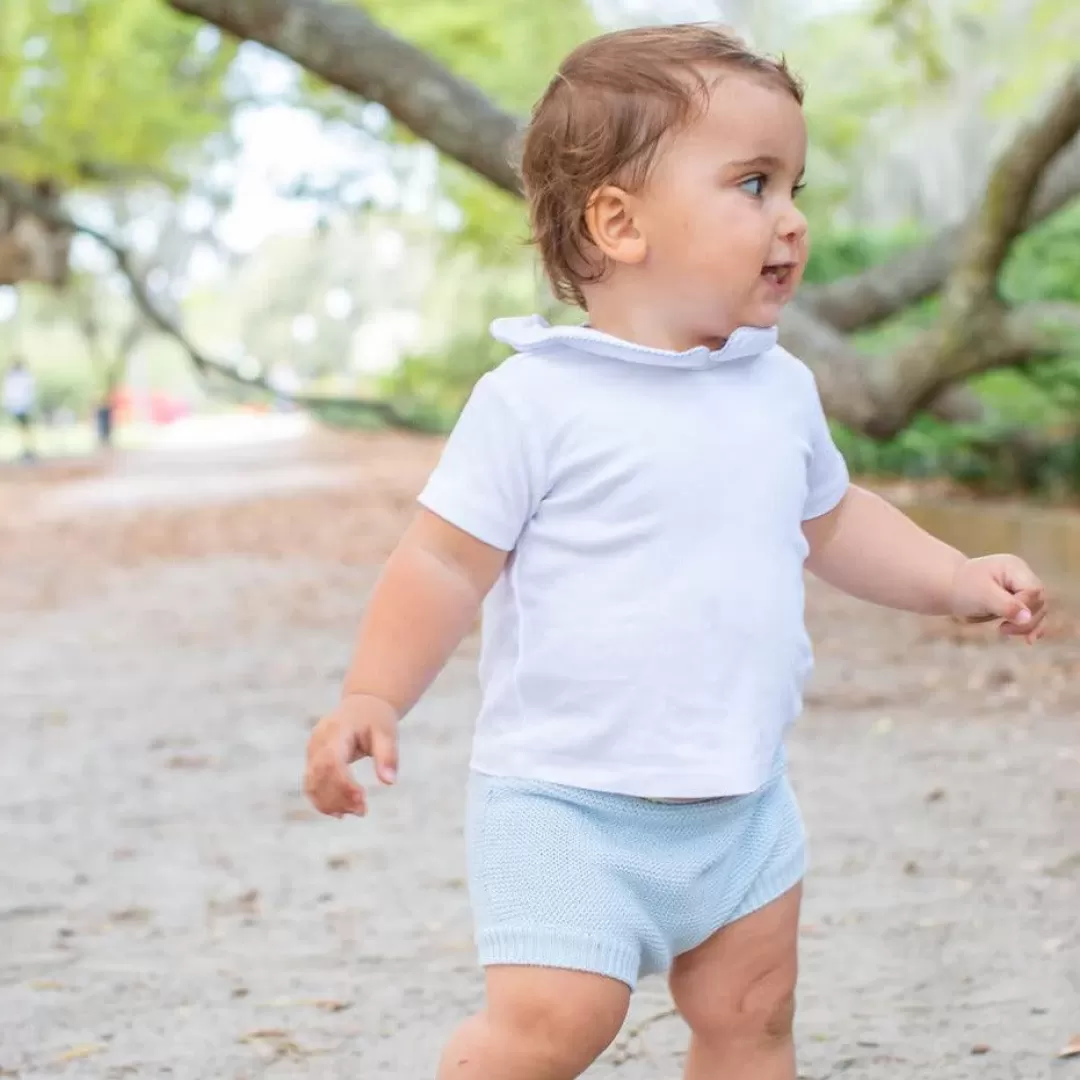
950, 554, 1047, 643
304, 695, 400, 817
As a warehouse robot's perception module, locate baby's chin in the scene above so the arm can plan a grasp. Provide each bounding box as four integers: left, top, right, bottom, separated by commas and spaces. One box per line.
738, 296, 793, 329
688, 299, 789, 344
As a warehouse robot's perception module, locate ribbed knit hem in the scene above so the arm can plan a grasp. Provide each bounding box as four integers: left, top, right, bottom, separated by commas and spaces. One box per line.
477, 924, 640, 989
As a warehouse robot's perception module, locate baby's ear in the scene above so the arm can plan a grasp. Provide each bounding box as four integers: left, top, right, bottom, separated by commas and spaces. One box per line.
585, 186, 647, 266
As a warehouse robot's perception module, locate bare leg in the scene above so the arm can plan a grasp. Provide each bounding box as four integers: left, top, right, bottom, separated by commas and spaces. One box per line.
669, 884, 802, 1080
18, 416, 34, 460
437, 965, 630, 1080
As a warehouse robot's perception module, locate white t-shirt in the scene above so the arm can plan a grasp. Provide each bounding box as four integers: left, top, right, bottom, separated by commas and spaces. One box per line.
417, 315, 850, 798
2, 368, 35, 416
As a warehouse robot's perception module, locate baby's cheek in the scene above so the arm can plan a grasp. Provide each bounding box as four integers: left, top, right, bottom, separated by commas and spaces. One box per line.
671, 212, 705, 249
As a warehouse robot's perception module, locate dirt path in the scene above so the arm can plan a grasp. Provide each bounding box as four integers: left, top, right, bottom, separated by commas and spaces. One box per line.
1, 433, 1078, 1079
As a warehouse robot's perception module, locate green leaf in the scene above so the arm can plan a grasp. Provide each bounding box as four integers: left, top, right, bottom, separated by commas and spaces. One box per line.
0, 0, 236, 185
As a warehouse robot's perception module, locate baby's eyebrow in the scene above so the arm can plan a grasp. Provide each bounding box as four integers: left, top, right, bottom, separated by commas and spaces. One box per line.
728, 155, 804, 179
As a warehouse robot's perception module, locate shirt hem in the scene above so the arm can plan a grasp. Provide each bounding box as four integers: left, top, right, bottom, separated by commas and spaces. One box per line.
468, 756, 785, 800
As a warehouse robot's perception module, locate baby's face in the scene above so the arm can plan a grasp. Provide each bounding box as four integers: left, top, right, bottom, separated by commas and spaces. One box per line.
634, 72, 809, 343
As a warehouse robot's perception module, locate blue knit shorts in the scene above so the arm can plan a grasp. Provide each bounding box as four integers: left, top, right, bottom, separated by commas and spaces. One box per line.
465, 769, 806, 989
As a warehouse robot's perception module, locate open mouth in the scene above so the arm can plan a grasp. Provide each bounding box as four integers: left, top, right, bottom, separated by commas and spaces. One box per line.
761, 263, 796, 285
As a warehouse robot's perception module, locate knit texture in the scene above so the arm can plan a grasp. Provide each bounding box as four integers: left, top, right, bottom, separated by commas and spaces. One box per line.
466, 769, 806, 988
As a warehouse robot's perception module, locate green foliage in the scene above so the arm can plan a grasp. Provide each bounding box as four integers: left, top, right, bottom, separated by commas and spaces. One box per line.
784, 8, 943, 220
977, 0, 1080, 118
0, 0, 236, 184
821, 205, 1080, 495
787, 0, 1080, 224
1002, 203, 1080, 307
995, 201, 1080, 427
862, 0, 1080, 109
870, 0, 952, 85
296, 0, 597, 432
358, 0, 596, 114
802, 224, 927, 285
377, 248, 567, 428
351, 0, 598, 268
834, 413, 1080, 498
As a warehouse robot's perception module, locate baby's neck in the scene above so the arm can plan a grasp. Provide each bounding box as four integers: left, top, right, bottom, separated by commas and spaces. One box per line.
583, 294, 727, 354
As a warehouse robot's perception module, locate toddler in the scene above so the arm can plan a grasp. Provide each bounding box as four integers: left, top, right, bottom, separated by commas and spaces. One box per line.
305, 24, 1047, 1080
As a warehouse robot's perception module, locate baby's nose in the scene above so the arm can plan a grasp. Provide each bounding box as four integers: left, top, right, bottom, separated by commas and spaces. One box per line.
778, 206, 808, 242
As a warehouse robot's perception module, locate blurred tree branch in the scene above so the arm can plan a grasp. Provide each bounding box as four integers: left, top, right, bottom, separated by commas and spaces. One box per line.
948, 69, 1080, 303
166, 0, 523, 195
799, 135, 1080, 332
0, 174, 427, 430
161, 0, 1080, 439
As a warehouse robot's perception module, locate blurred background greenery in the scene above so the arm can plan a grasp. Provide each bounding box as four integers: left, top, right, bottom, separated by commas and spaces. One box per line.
2, 0, 1080, 493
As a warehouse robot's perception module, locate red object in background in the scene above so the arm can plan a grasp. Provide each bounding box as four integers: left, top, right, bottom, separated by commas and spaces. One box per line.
108, 388, 191, 426
148, 393, 188, 424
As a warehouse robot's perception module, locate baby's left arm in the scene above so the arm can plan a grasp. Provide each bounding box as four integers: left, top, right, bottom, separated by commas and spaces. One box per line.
803, 485, 1047, 642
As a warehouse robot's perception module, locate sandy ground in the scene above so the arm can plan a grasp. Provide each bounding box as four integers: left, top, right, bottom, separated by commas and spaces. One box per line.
0, 426, 1078, 1079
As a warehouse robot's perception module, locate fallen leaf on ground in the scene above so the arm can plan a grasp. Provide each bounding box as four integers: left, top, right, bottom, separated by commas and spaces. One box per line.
166, 754, 214, 770
55, 1044, 106, 1062
314, 998, 351, 1012
109, 907, 153, 923
238, 1029, 310, 1059
971, 1043, 991, 1055
265, 997, 351, 1012
238, 1029, 290, 1043
1059, 1035, 1080, 1059
208, 889, 260, 917
29, 979, 63, 990
1046, 852, 1080, 878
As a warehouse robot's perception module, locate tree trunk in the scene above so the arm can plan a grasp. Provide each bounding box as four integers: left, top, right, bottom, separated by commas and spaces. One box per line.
0, 178, 72, 287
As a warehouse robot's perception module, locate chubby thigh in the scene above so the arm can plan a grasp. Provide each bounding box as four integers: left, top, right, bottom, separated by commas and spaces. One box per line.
465, 769, 807, 989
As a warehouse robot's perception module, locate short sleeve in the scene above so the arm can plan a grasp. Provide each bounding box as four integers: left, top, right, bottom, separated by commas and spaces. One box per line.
416, 372, 543, 551
801, 372, 850, 521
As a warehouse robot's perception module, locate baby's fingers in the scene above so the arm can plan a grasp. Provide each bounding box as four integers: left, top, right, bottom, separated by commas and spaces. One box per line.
305, 752, 367, 817
999, 610, 1047, 642
998, 588, 1048, 643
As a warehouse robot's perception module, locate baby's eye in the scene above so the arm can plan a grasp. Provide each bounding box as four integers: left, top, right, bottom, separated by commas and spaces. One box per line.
792, 181, 807, 199
738, 175, 766, 197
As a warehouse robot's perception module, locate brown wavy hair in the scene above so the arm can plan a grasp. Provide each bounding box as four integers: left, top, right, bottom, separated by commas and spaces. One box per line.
519, 24, 804, 308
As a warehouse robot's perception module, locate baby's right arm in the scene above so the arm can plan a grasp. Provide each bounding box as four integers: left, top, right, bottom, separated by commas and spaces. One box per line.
304, 508, 508, 818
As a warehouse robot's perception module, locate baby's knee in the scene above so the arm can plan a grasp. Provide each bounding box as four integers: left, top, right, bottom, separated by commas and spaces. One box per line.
750, 976, 797, 1042
487, 967, 629, 1072
674, 961, 797, 1046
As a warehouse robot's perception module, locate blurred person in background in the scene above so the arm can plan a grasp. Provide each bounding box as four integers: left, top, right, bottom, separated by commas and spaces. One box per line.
3, 356, 37, 461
